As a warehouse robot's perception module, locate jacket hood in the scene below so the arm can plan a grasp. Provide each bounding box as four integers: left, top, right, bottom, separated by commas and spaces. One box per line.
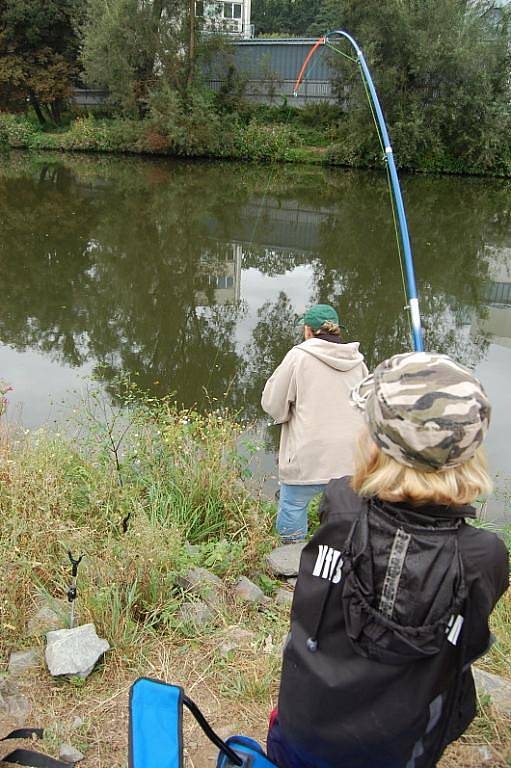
296, 339, 365, 372
341, 502, 467, 664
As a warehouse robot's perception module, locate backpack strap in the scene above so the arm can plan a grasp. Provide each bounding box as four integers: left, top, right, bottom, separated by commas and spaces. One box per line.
425, 596, 471, 768
1, 729, 69, 768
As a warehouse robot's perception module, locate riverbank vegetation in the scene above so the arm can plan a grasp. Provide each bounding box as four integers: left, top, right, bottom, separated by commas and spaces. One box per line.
0, 386, 510, 766
0, 0, 510, 174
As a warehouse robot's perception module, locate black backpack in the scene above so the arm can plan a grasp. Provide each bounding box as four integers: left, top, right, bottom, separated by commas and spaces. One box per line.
341, 500, 468, 665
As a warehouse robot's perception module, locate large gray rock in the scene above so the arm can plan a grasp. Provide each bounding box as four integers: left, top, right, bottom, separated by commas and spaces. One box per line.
266, 543, 306, 577
473, 667, 511, 716
59, 743, 85, 763
234, 577, 265, 604
45, 624, 110, 679
8, 649, 39, 676
0, 676, 30, 723
178, 601, 214, 629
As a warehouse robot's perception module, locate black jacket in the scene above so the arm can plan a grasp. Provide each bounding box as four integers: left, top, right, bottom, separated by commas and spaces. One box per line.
278, 477, 509, 768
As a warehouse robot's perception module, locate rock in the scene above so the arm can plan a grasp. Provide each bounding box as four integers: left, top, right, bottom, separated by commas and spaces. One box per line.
45, 624, 110, 679
27, 605, 66, 636
267, 543, 306, 577
473, 667, 511, 716
0, 677, 30, 724
275, 588, 293, 607
8, 649, 39, 676
71, 716, 84, 731
218, 628, 256, 656
59, 743, 85, 763
234, 577, 265, 604
178, 601, 214, 629
180, 568, 224, 605
286, 578, 297, 588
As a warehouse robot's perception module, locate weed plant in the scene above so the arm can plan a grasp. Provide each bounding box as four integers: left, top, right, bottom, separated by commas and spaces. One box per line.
0, 390, 276, 664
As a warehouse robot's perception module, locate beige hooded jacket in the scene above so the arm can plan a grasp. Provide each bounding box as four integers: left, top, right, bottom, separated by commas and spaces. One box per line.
261, 339, 368, 485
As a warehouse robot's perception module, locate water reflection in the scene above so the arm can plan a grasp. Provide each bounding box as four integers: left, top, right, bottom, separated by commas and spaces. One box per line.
0, 154, 510, 485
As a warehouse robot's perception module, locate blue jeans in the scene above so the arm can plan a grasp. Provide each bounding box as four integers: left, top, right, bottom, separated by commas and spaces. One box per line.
276, 483, 326, 542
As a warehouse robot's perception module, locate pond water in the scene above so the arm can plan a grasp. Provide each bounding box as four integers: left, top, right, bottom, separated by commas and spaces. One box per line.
1, 153, 510, 519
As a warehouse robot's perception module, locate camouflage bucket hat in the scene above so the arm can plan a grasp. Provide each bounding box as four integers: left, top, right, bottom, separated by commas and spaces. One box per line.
350, 352, 491, 472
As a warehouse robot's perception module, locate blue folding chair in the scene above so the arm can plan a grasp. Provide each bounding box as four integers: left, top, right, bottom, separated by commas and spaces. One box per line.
129, 677, 278, 768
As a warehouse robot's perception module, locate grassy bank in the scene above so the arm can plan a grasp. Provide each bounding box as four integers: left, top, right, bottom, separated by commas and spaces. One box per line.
1, 393, 510, 766
2, 109, 511, 175
0, 111, 324, 165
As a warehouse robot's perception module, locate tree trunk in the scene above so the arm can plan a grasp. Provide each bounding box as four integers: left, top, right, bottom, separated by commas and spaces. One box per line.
187, 0, 196, 91
29, 93, 46, 126
50, 99, 62, 125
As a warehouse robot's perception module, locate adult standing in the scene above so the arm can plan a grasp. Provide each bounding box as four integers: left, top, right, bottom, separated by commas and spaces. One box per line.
261, 304, 367, 542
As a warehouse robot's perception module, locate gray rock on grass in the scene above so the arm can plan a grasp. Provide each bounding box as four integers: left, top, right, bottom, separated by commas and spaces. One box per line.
8, 648, 40, 676
275, 588, 294, 607
45, 624, 110, 679
178, 601, 214, 629
234, 577, 265, 604
59, 743, 85, 764
267, 543, 306, 577
0, 676, 31, 723
218, 628, 256, 656
180, 567, 225, 605
473, 667, 511, 716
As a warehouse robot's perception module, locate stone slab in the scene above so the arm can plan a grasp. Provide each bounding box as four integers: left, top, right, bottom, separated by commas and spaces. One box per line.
266, 542, 306, 577
45, 624, 110, 679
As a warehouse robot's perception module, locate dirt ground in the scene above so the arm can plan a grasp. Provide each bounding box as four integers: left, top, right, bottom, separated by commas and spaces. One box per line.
1, 646, 508, 768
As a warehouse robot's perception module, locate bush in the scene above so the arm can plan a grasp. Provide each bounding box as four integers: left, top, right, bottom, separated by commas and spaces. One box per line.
233, 120, 300, 161
0, 114, 37, 147
143, 83, 227, 157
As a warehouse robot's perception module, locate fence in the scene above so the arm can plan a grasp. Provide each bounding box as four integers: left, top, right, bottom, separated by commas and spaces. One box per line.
204, 38, 338, 105
72, 39, 339, 109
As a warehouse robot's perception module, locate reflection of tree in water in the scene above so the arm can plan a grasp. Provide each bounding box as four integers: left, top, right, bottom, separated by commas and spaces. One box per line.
0, 155, 508, 418
298, 172, 504, 370
0, 157, 249, 409
0, 164, 99, 365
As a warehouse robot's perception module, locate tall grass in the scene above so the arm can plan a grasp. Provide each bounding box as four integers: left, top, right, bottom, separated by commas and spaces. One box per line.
0, 394, 276, 663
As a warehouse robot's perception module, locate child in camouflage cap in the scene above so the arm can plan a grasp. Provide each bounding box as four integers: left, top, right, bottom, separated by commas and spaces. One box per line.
268, 352, 509, 768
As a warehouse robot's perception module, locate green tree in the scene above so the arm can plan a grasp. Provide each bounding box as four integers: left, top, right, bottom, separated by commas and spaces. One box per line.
252, 0, 321, 36
311, 0, 511, 174
0, 0, 82, 124
81, 0, 216, 116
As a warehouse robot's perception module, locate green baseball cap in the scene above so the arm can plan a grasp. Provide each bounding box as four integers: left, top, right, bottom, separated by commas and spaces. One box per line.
299, 304, 339, 330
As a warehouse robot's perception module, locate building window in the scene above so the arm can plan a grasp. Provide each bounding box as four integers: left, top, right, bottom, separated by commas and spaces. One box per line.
223, 2, 242, 18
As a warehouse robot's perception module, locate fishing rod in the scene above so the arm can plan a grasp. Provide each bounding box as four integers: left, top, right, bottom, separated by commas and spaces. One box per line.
294, 31, 424, 353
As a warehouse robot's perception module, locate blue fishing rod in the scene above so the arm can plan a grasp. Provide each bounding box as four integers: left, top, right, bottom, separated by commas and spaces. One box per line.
294, 30, 424, 352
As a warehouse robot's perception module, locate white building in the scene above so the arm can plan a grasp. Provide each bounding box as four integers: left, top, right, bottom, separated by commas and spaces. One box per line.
196, 0, 253, 39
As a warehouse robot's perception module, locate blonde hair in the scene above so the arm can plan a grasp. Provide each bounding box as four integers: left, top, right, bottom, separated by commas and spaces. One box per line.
351, 429, 492, 507
313, 320, 342, 337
